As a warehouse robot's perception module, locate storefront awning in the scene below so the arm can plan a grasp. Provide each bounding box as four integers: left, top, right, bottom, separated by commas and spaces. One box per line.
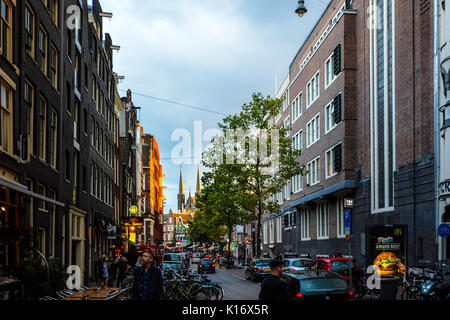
0, 176, 65, 207
118, 235, 141, 249
282, 180, 356, 213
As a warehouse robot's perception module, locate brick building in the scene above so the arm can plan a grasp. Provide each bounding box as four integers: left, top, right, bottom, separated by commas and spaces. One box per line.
262, 0, 436, 268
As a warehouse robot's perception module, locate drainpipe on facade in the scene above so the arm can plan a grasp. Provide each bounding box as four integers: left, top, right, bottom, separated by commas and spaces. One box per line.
434, 0, 441, 262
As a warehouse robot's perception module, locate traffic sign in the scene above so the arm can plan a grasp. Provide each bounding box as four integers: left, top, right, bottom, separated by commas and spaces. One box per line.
344, 209, 351, 236
129, 205, 138, 215
438, 223, 450, 238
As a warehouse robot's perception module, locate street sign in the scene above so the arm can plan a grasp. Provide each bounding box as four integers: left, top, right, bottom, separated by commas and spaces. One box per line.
129, 205, 138, 215
344, 198, 355, 209
438, 223, 450, 238
344, 209, 351, 236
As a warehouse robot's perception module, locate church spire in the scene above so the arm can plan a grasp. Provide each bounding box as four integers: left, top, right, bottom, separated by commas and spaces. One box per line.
179, 167, 184, 195
177, 167, 185, 212
196, 167, 201, 194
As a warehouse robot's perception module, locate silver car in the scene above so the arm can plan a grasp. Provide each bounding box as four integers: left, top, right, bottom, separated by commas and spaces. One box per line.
284, 258, 313, 272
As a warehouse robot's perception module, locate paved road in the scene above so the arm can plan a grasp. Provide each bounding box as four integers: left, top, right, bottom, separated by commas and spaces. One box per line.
192, 264, 261, 300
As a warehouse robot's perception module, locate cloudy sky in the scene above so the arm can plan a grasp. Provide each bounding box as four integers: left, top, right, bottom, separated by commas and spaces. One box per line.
100, 0, 331, 212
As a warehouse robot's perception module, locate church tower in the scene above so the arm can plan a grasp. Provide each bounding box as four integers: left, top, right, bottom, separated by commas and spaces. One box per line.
177, 168, 185, 212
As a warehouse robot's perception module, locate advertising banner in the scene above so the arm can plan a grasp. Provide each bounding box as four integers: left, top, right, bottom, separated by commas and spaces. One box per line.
366, 225, 407, 277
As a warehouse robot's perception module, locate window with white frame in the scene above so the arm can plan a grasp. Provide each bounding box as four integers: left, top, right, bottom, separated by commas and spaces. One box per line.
306, 71, 320, 107
325, 143, 342, 178
336, 198, 345, 238
317, 203, 329, 239
325, 44, 341, 88
284, 210, 296, 229
263, 221, 268, 244
284, 180, 291, 200
306, 157, 320, 186
306, 113, 320, 147
292, 130, 303, 152
269, 219, 274, 244
325, 94, 342, 133
277, 191, 283, 205
276, 216, 282, 243
292, 174, 303, 193
292, 92, 302, 122
300, 209, 310, 240
282, 91, 289, 111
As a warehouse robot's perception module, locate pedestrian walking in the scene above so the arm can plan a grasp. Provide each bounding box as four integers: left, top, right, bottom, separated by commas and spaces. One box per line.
101, 257, 110, 288
131, 250, 164, 300
258, 259, 290, 300
335, 249, 343, 258
116, 254, 128, 287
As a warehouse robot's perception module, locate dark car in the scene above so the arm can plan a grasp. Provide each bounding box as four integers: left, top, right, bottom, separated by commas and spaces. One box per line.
308, 258, 363, 288
198, 259, 216, 274
286, 270, 354, 301
244, 259, 272, 282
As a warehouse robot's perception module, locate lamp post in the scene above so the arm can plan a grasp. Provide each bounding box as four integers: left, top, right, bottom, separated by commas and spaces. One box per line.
295, 0, 307, 18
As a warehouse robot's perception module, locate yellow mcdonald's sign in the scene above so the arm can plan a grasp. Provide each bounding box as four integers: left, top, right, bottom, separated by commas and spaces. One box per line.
394, 228, 402, 236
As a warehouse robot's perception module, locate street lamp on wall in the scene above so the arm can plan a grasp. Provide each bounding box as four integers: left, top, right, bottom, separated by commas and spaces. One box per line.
295, 0, 307, 18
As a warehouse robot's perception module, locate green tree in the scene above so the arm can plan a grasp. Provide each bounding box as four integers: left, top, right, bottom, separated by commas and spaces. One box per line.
202, 93, 304, 258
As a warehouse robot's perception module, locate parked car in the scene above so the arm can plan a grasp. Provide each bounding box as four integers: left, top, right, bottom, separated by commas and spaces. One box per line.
286, 270, 354, 301
307, 258, 363, 287
161, 261, 184, 274
244, 259, 272, 282
163, 253, 183, 263
198, 259, 216, 274
284, 258, 313, 272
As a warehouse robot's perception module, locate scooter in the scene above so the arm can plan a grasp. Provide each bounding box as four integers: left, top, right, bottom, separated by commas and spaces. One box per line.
420, 268, 450, 301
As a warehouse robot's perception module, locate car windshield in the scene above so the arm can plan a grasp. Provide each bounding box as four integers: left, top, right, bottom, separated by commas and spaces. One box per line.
292, 260, 312, 267
255, 259, 271, 266
201, 260, 213, 265
164, 254, 182, 262
300, 278, 348, 293
162, 262, 182, 270
330, 261, 355, 273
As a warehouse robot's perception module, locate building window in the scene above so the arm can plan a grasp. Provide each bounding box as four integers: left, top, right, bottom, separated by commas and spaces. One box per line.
24, 80, 34, 154
74, 53, 81, 91
48, 189, 56, 257
25, 2, 35, 57
292, 173, 303, 193
284, 180, 291, 201
325, 143, 342, 178
317, 203, 329, 239
269, 219, 274, 244
336, 198, 345, 238
306, 157, 320, 186
276, 216, 282, 243
263, 221, 268, 245
283, 116, 290, 131
0, 0, 12, 61
90, 162, 94, 195
370, 0, 395, 212
90, 117, 95, 146
66, 29, 72, 60
282, 91, 289, 111
300, 209, 310, 240
306, 71, 320, 107
292, 92, 302, 122
66, 82, 71, 113
38, 26, 48, 76
49, 45, 58, 90
48, 108, 57, 168
51, 0, 59, 28
65, 151, 70, 181
37, 184, 47, 212
325, 44, 341, 88
37, 96, 47, 161
306, 113, 320, 147
284, 211, 296, 229
292, 130, 303, 152
325, 94, 342, 133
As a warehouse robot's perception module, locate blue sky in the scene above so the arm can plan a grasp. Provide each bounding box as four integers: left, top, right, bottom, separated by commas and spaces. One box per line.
100, 0, 331, 212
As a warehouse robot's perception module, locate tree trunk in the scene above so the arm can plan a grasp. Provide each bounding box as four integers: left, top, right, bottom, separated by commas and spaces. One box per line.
227, 212, 232, 268
255, 158, 262, 259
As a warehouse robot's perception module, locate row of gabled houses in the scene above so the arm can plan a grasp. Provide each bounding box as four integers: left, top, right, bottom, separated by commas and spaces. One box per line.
0, 0, 164, 289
